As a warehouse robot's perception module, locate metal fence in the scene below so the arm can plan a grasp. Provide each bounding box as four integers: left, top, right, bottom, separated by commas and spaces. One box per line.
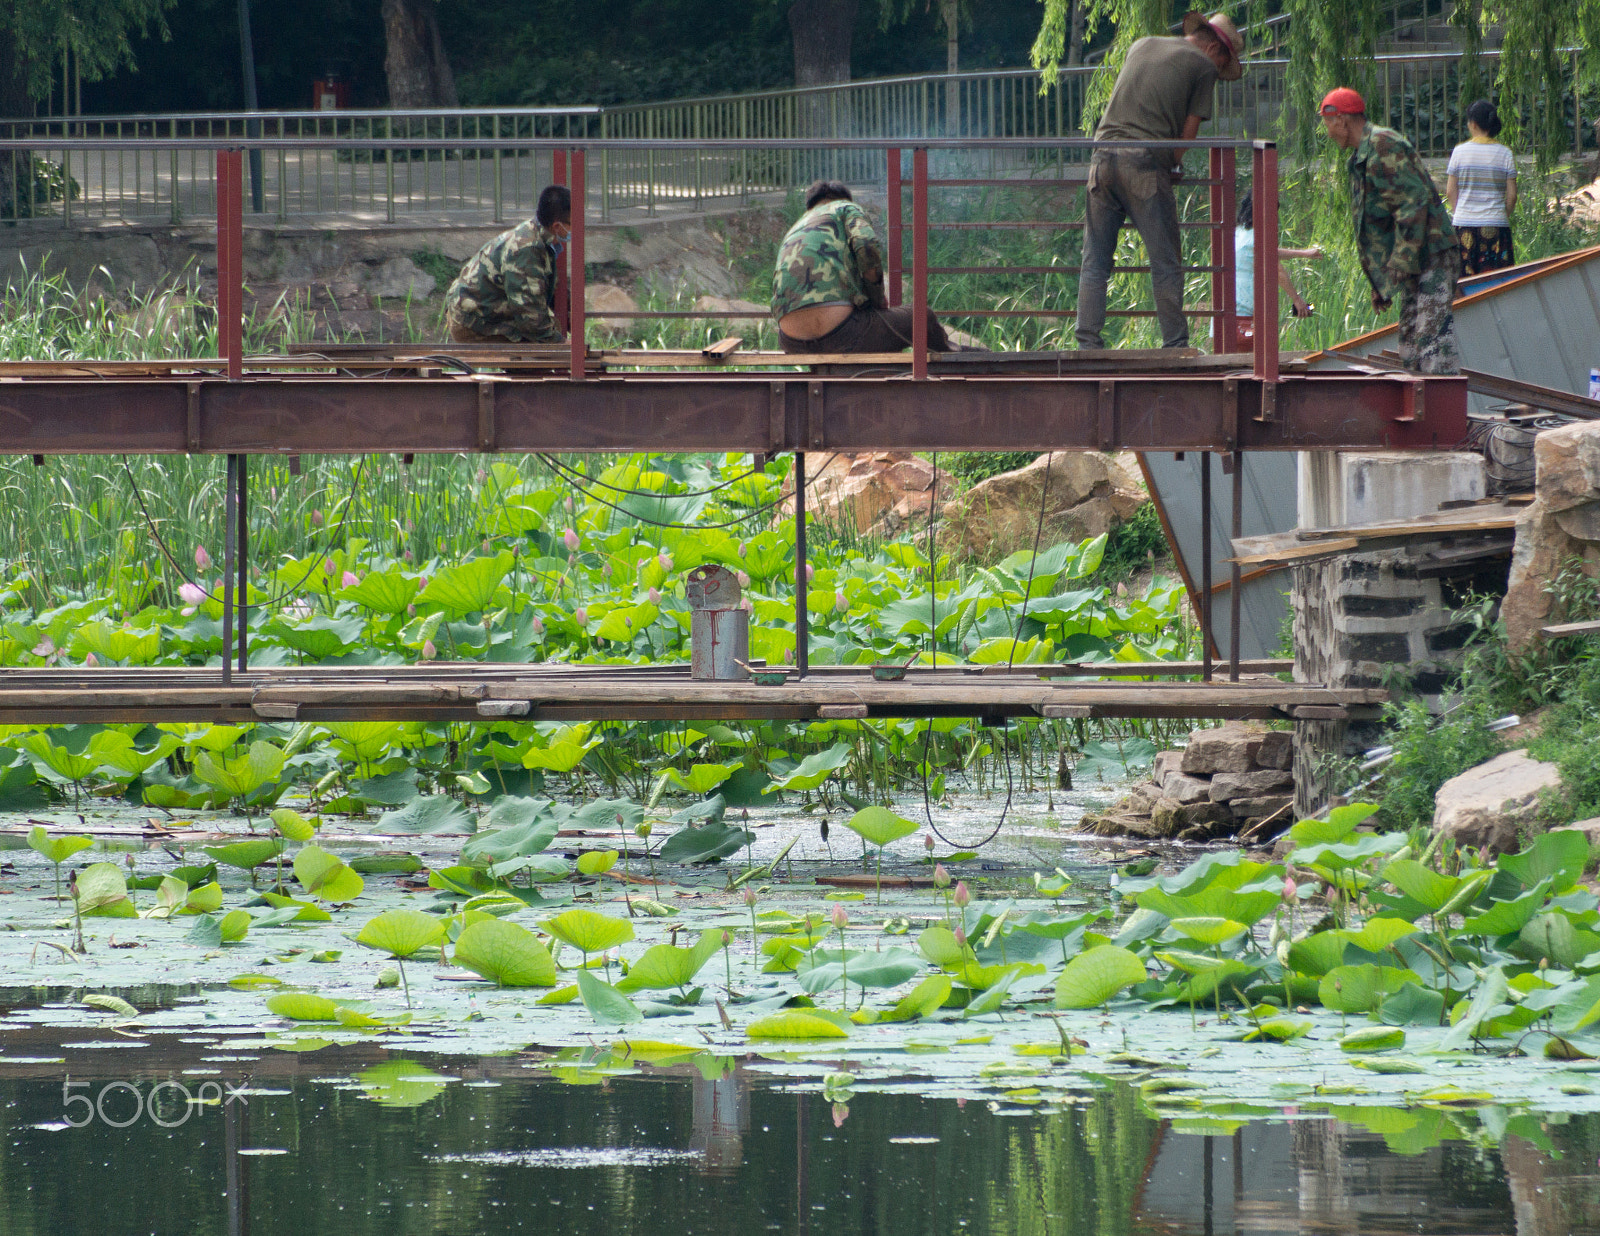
3, 47, 1589, 227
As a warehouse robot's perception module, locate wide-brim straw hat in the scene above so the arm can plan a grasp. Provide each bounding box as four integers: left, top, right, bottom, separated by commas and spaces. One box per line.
1183, 11, 1244, 81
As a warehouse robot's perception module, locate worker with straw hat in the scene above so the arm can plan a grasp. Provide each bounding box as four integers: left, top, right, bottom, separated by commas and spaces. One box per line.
1075, 10, 1244, 352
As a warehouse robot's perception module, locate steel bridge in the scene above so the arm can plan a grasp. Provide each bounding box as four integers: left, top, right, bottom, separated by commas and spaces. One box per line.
0, 135, 1466, 724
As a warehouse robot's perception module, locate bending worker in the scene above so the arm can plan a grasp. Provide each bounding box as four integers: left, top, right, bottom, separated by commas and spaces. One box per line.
772, 179, 960, 354
1075, 11, 1244, 351
444, 184, 571, 344
1320, 87, 1460, 374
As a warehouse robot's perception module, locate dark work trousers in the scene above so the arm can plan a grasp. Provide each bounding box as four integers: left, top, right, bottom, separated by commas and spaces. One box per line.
1075, 152, 1189, 350
779, 304, 954, 354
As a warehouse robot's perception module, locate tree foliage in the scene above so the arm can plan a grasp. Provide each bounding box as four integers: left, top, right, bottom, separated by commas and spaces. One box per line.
1, 0, 174, 99
1031, 0, 1171, 127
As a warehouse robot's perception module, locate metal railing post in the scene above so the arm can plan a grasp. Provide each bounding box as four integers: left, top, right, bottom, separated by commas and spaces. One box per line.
887, 147, 903, 307
793, 450, 808, 679
1200, 451, 1212, 682
911, 147, 929, 380
216, 149, 243, 381
568, 148, 586, 382
1252, 143, 1279, 393
492, 114, 503, 223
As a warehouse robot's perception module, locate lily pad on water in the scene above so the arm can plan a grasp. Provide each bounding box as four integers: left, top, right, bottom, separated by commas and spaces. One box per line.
659, 817, 753, 865
356, 909, 447, 959
375, 795, 476, 836
746, 1011, 850, 1040
575, 970, 643, 1025
453, 919, 559, 987
542, 908, 634, 957
1054, 945, 1147, 1009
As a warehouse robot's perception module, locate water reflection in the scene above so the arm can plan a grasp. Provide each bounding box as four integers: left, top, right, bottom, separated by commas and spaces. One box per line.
0, 1045, 1596, 1236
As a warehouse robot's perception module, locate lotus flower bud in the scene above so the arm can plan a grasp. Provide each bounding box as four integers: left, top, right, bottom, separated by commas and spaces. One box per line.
934, 863, 950, 889
832, 1103, 849, 1128
739, 598, 752, 613
1283, 875, 1298, 902
564, 495, 574, 512
85, 652, 98, 667
835, 589, 847, 612
323, 557, 337, 576
406, 604, 416, 616
482, 539, 491, 555
475, 468, 487, 484
647, 587, 661, 604
178, 582, 205, 607
721, 931, 732, 947
602, 562, 612, 577
736, 570, 750, 588
635, 822, 652, 838
531, 614, 544, 634
310, 509, 324, 527
924, 833, 935, 852
831, 904, 849, 930
574, 606, 588, 626
658, 552, 672, 572
403, 549, 413, 562
341, 571, 359, 588
563, 528, 580, 551
194, 545, 211, 570
738, 542, 747, 558
954, 881, 970, 908
421, 640, 437, 660
742, 887, 757, 907
805, 563, 815, 583
953, 926, 967, 947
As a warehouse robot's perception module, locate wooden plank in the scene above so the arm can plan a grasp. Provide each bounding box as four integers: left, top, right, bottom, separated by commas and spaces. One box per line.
1541, 619, 1600, 637
1038, 703, 1093, 719
816, 704, 868, 719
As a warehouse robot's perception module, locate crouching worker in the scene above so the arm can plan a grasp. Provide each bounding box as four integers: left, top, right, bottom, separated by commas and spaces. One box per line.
772, 179, 959, 354
444, 184, 571, 344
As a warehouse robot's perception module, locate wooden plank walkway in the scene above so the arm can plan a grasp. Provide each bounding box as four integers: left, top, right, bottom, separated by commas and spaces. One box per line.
0, 664, 1381, 725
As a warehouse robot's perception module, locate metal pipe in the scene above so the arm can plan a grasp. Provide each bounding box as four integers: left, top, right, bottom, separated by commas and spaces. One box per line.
568, 149, 586, 381
1200, 450, 1212, 683
237, 454, 249, 672
886, 147, 902, 308
221, 454, 236, 686
794, 450, 808, 678
1229, 448, 1242, 682
911, 147, 929, 379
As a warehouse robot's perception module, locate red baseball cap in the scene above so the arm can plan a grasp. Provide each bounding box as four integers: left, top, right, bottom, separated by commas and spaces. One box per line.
1320, 87, 1366, 116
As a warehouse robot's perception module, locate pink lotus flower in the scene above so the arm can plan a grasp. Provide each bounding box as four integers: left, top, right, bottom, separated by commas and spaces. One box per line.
831, 904, 849, 930
954, 880, 970, 908
178, 582, 205, 607
31, 638, 54, 658
323, 558, 337, 576
194, 545, 211, 571
736, 570, 750, 588
933, 863, 950, 888
1283, 875, 1298, 902
658, 552, 672, 572
805, 563, 815, 583
574, 606, 588, 626
530, 615, 544, 634
403, 550, 413, 562
341, 571, 359, 588
563, 528, 580, 552
835, 589, 847, 612
647, 587, 660, 604
421, 639, 437, 660
310, 509, 324, 527
85, 652, 98, 667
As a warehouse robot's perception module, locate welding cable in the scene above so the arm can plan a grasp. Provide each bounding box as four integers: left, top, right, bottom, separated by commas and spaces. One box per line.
119, 454, 368, 607
916, 449, 1015, 850
535, 452, 769, 499
1008, 452, 1053, 672
541, 452, 840, 531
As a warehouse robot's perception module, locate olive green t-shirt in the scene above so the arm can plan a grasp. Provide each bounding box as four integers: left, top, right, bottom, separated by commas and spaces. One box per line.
1093, 36, 1217, 144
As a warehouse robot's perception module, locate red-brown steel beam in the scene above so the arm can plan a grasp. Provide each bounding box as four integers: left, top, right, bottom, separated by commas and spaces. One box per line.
0, 372, 1467, 455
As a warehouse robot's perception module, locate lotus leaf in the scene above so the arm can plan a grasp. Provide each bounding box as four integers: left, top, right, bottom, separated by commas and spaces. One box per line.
454, 919, 559, 987
1053, 945, 1148, 1009
542, 908, 634, 957
357, 909, 448, 959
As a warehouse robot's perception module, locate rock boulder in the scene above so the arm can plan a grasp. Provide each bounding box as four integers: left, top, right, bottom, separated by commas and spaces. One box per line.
585, 284, 639, 334
1180, 723, 1264, 775
1432, 749, 1563, 854
789, 451, 955, 540
1504, 421, 1600, 649
937, 451, 1145, 562
693, 295, 769, 334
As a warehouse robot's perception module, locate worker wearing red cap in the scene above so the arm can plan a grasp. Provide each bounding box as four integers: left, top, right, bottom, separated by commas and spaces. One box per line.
1320, 87, 1460, 374
1075, 11, 1244, 352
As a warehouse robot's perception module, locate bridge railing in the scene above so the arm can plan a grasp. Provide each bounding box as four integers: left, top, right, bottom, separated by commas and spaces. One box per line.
3, 47, 1587, 227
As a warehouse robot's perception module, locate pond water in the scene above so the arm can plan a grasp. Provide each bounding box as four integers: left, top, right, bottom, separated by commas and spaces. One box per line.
3, 1042, 1597, 1236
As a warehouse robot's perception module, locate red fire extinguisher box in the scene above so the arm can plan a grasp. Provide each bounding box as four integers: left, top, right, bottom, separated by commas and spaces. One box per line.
312, 74, 349, 111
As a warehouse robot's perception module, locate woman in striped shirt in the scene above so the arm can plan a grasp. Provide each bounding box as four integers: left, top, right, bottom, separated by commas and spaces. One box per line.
1446, 99, 1518, 275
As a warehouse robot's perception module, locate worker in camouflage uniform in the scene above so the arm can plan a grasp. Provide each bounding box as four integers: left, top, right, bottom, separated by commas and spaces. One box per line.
1320, 87, 1460, 374
444, 184, 571, 344
771, 180, 961, 354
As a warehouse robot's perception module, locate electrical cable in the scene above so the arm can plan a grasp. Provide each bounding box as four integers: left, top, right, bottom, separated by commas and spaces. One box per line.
535, 452, 768, 500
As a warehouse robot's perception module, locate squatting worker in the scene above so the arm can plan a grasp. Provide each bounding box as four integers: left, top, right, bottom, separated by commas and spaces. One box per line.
1320, 87, 1460, 374
444, 184, 571, 344
771, 179, 960, 354
1074, 11, 1244, 352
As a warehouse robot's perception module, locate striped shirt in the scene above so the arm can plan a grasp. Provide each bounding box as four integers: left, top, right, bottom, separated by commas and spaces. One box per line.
1446, 139, 1516, 227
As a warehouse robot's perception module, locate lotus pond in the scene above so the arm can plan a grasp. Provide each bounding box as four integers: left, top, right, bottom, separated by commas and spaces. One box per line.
3, 783, 1600, 1233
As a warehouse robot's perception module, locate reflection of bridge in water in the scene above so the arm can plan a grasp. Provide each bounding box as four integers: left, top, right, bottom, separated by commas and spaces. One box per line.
0, 134, 1469, 724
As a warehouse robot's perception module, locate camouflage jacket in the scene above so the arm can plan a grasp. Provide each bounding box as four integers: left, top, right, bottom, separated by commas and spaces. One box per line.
444, 219, 564, 342
1347, 123, 1457, 302
771, 199, 887, 319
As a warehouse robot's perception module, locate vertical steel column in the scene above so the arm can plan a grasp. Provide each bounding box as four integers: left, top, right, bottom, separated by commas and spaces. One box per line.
886, 148, 903, 307
237, 455, 250, 672
1219, 148, 1236, 354
793, 451, 808, 678
1200, 450, 1213, 683
1229, 449, 1242, 682
568, 149, 586, 382
216, 150, 243, 381
221, 454, 236, 687
1252, 143, 1279, 385
1209, 145, 1225, 354
911, 147, 929, 380
551, 150, 569, 334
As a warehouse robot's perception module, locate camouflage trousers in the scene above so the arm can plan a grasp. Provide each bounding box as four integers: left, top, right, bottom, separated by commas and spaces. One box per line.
1395, 251, 1460, 375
